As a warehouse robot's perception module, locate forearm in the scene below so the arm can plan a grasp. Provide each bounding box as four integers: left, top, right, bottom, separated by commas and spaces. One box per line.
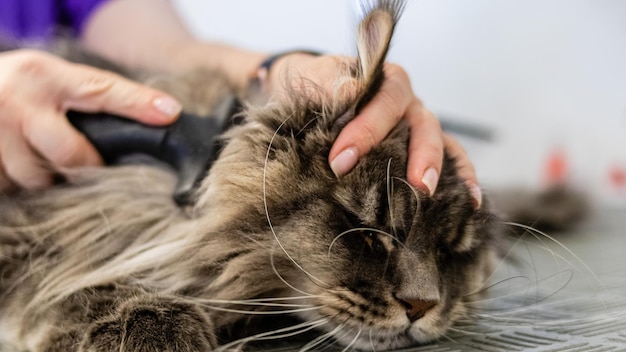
81, 0, 266, 91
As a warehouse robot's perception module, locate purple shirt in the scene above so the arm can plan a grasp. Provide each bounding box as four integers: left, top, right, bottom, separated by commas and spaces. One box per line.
0, 0, 109, 41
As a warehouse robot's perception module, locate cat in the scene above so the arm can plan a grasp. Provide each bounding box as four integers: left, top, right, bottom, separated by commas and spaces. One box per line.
0, 1, 503, 351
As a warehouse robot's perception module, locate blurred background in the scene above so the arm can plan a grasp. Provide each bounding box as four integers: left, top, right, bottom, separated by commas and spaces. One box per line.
173, 0, 626, 208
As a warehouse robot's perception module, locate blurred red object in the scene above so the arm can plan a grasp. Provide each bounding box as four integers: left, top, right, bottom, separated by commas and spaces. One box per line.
545, 148, 568, 184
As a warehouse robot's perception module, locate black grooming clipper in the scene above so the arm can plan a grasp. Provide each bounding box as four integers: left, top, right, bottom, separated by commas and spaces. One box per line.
67, 96, 240, 206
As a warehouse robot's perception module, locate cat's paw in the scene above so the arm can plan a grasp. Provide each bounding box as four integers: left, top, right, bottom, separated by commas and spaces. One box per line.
78, 297, 216, 352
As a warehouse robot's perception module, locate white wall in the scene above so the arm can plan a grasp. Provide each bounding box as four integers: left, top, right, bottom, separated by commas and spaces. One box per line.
173, 0, 626, 205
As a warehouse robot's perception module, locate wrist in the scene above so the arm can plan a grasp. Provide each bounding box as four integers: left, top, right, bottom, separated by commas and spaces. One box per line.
251, 50, 322, 96
172, 41, 267, 93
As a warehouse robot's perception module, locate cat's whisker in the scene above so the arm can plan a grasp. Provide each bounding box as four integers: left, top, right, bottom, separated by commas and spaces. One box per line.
315, 320, 360, 352
299, 323, 345, 352
182, 297, 319, 308
461, 312, 563, 326
379, 232, 406, 250
504, 222, 613, 315
327, 226, 405, 285
368, 329, 379, 352
216, 318, 329, 352
328, 227, 404, 259
340, 327, 362, 352
463, 274, 532, 298
270, 248, 314, 296
440, 332, 464, 346
316, 312, 364, 350
386, 158, 396, 237
195, 304, 323, 316
263, 115, 331, 290
506, 232, 594, 281
465, 229, 527, 297
465, 269, 574, 310
295, 113, 321, 137
468, 221, 601, 310
516, 224, 555, 306
505, 222, 604, 291
381, 248, 393, 282
328, 228, 363, 258
206, 295, 319, 303
391, 176, 421, 210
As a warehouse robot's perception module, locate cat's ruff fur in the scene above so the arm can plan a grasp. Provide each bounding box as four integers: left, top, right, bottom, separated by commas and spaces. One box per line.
0, 1, 502, 351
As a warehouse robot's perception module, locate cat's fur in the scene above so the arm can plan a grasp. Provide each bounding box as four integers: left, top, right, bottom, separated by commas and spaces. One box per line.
0, 1, 502, 351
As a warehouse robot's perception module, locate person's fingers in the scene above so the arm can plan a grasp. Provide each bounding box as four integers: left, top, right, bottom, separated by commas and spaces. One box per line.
0, 155, 15, 192
56, 61, 182, 124
0, 49, 179, 191
405, 104, 444, 196
443, 134, 482, 209
329, 64, 411, 177
5, 49, 181, 125
271, 53, 480, 207
22, 111, 103, 168
442, 134, 477, 186
0, 133, 52, 189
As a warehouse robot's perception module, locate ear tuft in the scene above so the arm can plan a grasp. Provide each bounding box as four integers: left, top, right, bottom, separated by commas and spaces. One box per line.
356, 9, 394, 87
353, 0, 405, 112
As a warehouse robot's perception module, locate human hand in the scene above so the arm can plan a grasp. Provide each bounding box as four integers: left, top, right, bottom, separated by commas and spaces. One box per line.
0, 49, 182, 192
267, 54, 482, 208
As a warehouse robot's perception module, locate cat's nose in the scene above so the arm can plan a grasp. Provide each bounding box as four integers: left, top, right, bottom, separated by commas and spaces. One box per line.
397, 297, 438, 322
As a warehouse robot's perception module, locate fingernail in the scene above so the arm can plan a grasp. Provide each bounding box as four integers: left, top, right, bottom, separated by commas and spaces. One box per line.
330, 147, 359, 177
421, 167, 439, 196
153, 96, 182, 118
469, 183, 482, 209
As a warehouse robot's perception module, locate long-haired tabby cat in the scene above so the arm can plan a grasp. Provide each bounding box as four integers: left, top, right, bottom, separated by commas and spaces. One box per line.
0, 1, 502, 351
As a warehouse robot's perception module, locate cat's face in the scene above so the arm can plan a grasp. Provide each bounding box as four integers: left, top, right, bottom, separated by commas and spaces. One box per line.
211, 100, 498, 350
198, 3, 498, 349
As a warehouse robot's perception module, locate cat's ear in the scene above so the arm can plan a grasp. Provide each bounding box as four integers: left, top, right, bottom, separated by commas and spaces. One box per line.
333, 0, 404, 131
